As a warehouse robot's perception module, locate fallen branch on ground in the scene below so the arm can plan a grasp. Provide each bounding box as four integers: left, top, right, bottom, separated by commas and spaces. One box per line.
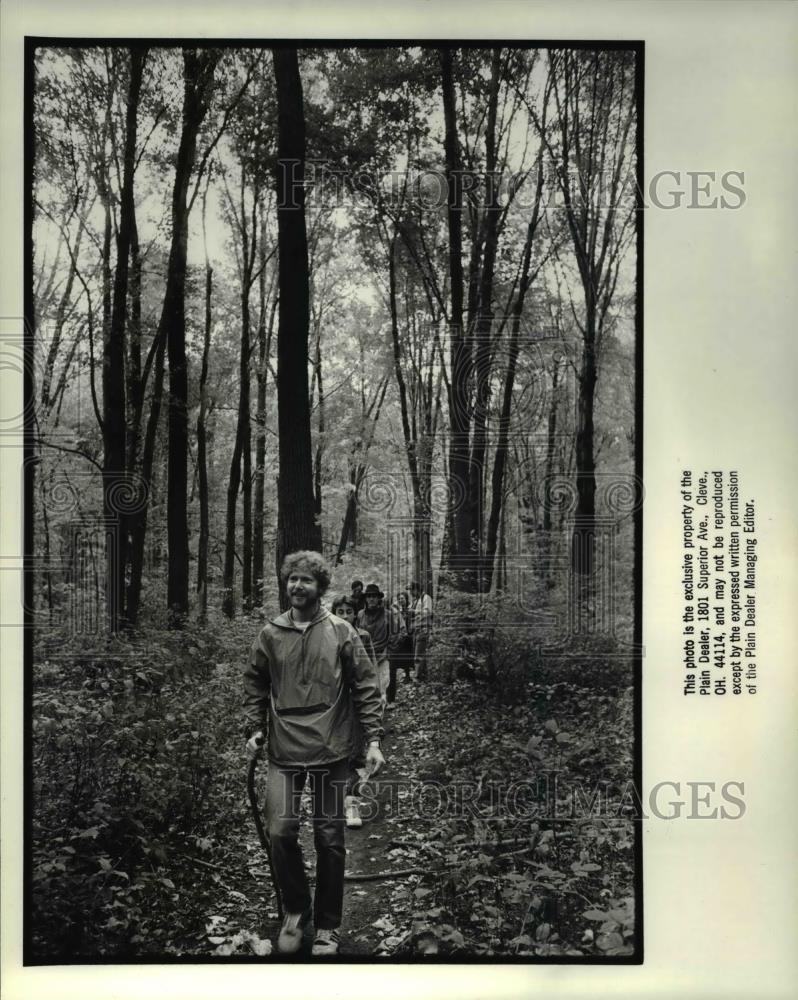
344, 861, 460, 882
388, 836, 534, 852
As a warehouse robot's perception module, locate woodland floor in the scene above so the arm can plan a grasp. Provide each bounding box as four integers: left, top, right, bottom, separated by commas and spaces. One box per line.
31, 616, 638, 962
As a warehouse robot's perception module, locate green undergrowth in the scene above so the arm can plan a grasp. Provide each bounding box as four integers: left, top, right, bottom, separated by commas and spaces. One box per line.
29, 609, 637, 961
30, 615, 261, 959
372, 672, 637, 958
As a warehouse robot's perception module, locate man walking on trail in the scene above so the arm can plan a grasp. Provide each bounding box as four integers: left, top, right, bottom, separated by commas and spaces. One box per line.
408, 581, 433, 682
244, 551, 385, 956
356, 583, 405, 710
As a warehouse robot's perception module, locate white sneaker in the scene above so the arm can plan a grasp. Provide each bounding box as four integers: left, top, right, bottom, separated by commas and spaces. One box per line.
312, 928, 340, 956
345, 795, 363, 828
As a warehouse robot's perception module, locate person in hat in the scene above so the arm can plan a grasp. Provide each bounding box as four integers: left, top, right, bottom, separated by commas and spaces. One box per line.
244, 551, 384, 957
356, 583, 406, 710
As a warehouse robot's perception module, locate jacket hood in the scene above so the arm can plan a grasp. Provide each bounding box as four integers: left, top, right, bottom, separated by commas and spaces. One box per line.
270, 605, 332, 630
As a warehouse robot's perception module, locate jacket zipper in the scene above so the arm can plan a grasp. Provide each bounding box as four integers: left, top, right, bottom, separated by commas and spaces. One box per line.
299, 612, 318, 685
288, 609, 321, 686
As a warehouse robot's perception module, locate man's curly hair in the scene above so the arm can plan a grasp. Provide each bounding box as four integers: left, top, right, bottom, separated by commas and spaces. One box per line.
279, 550, 332, 595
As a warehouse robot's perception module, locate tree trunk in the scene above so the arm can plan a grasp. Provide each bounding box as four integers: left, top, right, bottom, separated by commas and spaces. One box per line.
163, 49, 219, 625
222, 174, 259, 618
126, 212, 143, 471
483, 157, 544, 592
273, 47, 321, 600
252, 278, 277, 607
196, 183, 213, 620
335, 466, 362, 566
312, 325, 325, 517
221, 287, 251, 618
103, 48, 145, 631
467, 48, 502, 592
334, 376, 389, 566
544, 51, 635, 580
126, 327, 166, 625
572, 324, 597, 576
440, 47, 472, 587
541, 355, 561, 585
40, 197, 90, 413
253, 227, 276, 607
241, 316, 253, 612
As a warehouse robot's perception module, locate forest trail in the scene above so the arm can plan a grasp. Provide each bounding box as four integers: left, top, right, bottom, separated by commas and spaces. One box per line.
32, 624, 635, 960
181, 663, 635, 960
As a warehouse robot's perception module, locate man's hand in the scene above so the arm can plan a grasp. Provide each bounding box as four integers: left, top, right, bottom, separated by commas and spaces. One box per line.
246, 730, 265, 761
364, 741, 385, 777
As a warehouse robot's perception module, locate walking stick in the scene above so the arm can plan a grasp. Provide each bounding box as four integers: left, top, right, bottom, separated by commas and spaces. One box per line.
246, 746, 284, 920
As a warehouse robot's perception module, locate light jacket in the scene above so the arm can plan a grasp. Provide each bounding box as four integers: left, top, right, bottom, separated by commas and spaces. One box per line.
412, 592, 433, 632
243, 605, 383, 766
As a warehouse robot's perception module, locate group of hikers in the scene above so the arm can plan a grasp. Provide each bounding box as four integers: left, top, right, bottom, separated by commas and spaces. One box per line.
243, 550, 434, 956
338, 577, 432, 698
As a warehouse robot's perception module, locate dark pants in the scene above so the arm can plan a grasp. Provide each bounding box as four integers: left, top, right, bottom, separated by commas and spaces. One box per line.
414, 629, 429, 681
266, 757, 349, 929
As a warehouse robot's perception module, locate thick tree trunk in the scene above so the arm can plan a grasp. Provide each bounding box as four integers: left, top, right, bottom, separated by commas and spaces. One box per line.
467, 48, 502, 592
440, 47, 472, 587
273, 47, 322, 600
103, 48, 144, 631
126, 213, 143, 471
163, 49, 219, 625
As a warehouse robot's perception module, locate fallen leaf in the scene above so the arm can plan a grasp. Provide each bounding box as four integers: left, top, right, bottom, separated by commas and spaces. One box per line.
596, 931, 624, 951
249, 936, 272, 956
